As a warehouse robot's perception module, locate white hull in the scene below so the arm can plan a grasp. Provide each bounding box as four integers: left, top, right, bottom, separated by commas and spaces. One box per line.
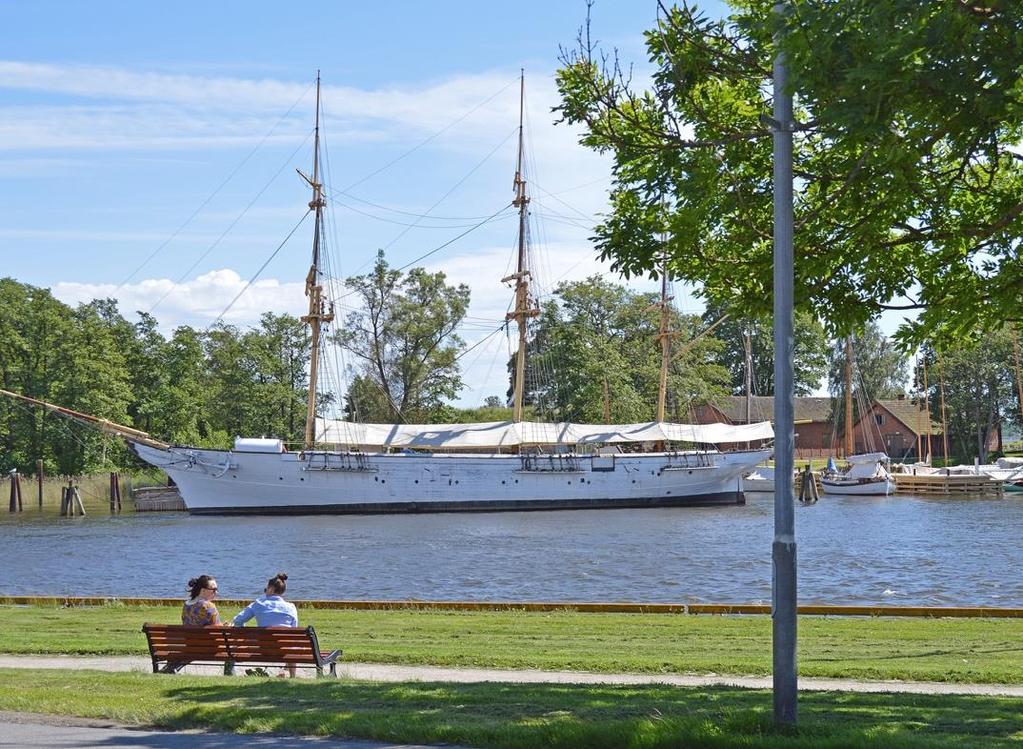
131, 443, 772, 515
821, 478, 894, 496
742, 477, 774, 493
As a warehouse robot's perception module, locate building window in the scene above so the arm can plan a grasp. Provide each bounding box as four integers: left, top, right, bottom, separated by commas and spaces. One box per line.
875, 413, 885, 426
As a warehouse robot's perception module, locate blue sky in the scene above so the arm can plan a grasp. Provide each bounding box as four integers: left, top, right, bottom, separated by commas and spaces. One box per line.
3, 0, 864, 409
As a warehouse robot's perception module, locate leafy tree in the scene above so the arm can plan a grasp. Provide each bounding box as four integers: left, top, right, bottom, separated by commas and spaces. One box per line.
522, 276, 730, 422
702, 303, 828, 396
49, 300, 133, 474
827, 320, 908, 436
482, 395, 505, 409
247, 312, 310, 442
338, 251, 470, 422
555, 1, 1023, 346
924, 328, 1019, 463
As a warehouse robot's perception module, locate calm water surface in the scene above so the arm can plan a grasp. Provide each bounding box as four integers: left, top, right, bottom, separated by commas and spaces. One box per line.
1, 493, 1020, 606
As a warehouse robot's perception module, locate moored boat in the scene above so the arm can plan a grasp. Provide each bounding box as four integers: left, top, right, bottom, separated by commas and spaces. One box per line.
822, 452, 894, 496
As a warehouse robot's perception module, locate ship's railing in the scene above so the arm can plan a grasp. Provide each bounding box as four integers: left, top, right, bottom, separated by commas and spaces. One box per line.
661, 451, 715, 471
518, 452, 582, 473
303, 451, 376, 472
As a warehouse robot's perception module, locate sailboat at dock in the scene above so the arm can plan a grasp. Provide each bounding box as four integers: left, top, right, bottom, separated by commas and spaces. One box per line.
3, 73, 773, 515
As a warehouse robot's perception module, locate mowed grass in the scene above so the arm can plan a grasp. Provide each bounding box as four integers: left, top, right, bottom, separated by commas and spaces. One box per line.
2, 603, 1022, 683
0, 668, 1021, 749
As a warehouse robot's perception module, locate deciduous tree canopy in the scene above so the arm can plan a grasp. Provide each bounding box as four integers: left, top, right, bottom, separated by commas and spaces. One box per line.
556, 0, 1023, 346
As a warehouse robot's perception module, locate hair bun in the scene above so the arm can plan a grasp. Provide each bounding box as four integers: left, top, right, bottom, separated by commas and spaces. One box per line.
276, 572, 288, 581
187, 577, 198, 587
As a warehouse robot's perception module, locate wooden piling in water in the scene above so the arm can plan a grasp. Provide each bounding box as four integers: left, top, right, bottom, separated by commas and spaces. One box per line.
73, 486, 86, 516
8, 471, 23, 512
797, 463, 819, 503
109, 472, 122, 513
36, 460, 44, 508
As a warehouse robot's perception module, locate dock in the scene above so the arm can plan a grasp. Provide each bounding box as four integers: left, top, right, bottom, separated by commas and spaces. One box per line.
132, 485, 186, 512
892, 472, 1005, 498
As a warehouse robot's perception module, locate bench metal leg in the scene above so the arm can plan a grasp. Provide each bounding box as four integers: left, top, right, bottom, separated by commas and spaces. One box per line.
329, 662, 337, 678
224, 660, 235, 676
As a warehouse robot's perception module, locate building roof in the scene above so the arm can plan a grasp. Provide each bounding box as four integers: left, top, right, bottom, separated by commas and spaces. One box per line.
869, 398, 943, 436
703, 395, 833, 424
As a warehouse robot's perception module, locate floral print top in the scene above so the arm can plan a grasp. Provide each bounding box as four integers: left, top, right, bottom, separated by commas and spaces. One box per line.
181, 598, 222, 626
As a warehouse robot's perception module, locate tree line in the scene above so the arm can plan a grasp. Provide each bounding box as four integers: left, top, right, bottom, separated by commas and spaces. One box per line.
1, 258, 1020, 476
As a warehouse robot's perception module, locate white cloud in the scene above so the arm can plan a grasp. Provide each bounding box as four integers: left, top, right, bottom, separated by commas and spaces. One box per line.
52, 269, 307, 331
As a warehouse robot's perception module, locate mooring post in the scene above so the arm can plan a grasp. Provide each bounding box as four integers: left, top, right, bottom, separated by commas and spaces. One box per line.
8, 470, 19, 512
59, 485, 69, 516
73, 485, 86, 516
115, 472, 122, 512
15, 471, 23, 511
109, 472, 116, 513
36, 460, 44, 508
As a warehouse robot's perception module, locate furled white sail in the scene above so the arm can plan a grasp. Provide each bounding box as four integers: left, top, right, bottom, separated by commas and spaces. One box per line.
314, 418, 774, 449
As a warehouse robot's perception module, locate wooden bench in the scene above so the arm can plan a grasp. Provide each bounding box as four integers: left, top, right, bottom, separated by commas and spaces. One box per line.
142, 624, 341, 677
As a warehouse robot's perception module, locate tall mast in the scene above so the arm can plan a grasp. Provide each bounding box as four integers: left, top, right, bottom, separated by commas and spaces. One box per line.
921, 355, 931, 463
504, 70, 538, 422
744, 328, 753, 426
938, 354, 950, 463
844, 336, 854, 456
1013, 329, 1023, 427
655, 255, 673, 422
301, 71, 335, 450
914, 356, 923, 460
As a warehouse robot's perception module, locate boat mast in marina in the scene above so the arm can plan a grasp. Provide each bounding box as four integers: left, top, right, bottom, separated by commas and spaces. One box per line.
300, 72, 335, 450
504, 70, 539, 422
844, 337, 854, 456
655, 255, 676, 423
1014, 330, 1023, 425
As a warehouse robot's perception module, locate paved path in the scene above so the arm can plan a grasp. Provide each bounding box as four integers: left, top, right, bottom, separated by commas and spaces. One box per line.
0, 711, 459, 749
1, 655, 1021, 697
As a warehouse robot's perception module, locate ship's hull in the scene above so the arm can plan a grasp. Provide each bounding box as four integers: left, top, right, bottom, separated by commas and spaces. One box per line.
131, 444, 772, 515
821, 477, 894, 496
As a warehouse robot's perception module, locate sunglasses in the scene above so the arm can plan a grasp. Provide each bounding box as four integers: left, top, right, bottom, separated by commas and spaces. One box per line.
204, 585, 218, 593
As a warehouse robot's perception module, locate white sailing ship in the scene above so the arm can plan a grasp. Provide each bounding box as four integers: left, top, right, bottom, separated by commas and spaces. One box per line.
7, 73, 774, 514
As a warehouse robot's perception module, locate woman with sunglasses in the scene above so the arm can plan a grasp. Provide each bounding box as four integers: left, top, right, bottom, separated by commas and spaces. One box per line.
182, 574, 223, 626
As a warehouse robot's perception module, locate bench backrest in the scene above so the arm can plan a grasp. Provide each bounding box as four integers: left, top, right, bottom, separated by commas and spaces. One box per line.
143, 624, 322, 665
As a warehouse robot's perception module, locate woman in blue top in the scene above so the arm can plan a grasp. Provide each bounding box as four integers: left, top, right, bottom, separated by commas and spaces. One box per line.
233, 572, 299, 677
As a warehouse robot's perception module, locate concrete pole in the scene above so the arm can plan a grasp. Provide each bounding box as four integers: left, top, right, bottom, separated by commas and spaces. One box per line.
771, 0, 798, 726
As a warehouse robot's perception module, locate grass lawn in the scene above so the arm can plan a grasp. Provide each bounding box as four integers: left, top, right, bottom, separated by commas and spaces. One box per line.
2, 603, 1022, 684
0, 668, 1020, 748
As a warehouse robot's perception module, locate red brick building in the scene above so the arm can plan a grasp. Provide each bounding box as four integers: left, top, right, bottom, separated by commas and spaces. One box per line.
691, 395, 835, 458
851, 397, 965, 462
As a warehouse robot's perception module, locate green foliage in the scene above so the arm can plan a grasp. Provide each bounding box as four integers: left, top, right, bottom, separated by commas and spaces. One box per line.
924, 327, 1020, 463
338, 251, 470, 422
703, 303, 829, 396
521, 276, 730, 421
0, 278, 312, 470
555, 1, 1023, 347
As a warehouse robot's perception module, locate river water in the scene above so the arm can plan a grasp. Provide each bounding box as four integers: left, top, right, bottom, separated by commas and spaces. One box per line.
1, 493, 1020, 606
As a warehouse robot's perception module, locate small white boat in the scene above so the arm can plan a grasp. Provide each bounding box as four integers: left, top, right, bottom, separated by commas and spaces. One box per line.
743, 466, 775, 493
822, 452, 894, 496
